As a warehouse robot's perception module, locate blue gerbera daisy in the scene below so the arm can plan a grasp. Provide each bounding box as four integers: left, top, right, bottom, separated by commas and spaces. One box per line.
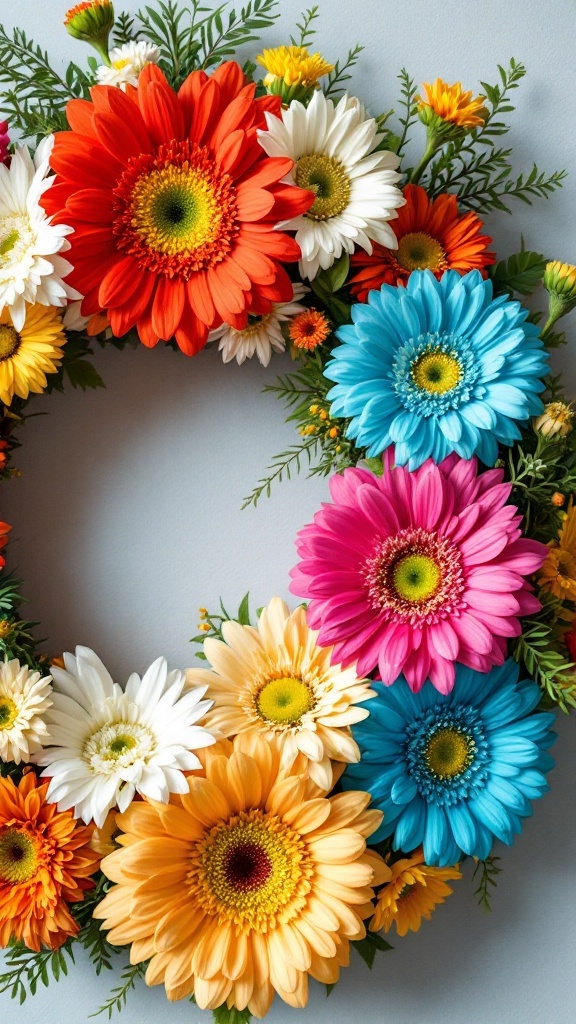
326, 269, 549, 469
342, 659, 556, 865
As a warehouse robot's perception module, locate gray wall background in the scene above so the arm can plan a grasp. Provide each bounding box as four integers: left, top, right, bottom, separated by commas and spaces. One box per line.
1, 0, 575, 1021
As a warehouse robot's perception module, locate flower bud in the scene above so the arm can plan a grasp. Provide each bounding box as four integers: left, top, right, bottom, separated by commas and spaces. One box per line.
256, 46, 334, 105
64, 0, 114, 63
533, 401, 574, 438
543, 261, 576, 325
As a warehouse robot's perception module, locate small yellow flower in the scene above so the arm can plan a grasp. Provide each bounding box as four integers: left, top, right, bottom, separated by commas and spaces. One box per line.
197, 622, 211, 632
198, 606, 208, 619
417, 78, 487, 132
533, 401, 574, 438
371, 848, 461, 936
0, 619, 11, 640
257, 45, 334, 103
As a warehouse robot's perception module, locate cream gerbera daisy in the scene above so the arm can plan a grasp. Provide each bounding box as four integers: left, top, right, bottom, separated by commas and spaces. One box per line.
258, 90, 405, 279
94, 733, 389, 1015
34, 646, 215, 826
0, 303, 66, 406
0, 659, 52, 764
208, 282, 309, 366
186, 597, 375, 789
96, 41, 161, 90
0, 137, 79, 330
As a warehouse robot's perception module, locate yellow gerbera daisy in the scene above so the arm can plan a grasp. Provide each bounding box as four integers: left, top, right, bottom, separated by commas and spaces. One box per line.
417, 78, 487, 129
257, 45, 334, 88
94, 734, 388, 1016
186, 597, 375, 789
0, 303, 66, 406
371, 848, 461, 936
539, 502, 576, 600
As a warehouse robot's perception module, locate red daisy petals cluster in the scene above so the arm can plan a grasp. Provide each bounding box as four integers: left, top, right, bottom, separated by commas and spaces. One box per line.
43, 62, 314, 355
349, 183, 494, 302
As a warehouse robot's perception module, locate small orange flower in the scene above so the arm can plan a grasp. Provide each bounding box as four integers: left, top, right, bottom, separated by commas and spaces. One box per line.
371, 848, 461, 936
0, 439, 8, 471
350, 184, 494, 300
289, 308, 331, 351
417, 79, 487, 129
0, 519, 10, 569
0, 771, 100, 951
539, 503, 576, 601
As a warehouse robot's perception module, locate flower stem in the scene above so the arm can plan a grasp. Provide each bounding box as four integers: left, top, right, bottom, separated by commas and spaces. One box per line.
409, 136, 439, 185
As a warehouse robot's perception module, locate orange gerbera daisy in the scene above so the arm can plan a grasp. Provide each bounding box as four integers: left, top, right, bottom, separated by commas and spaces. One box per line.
539, 502, 576, 601
371, 848, 461, 937
95, 734, 388, 1016
43, 62, 313, 356
0, 518, 10, 568
349, 184, 494, 300
289, 308, 331, 351
0, 771, 100, 951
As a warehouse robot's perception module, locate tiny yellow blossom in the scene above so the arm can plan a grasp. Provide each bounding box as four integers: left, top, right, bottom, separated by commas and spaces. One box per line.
256, 45, 334, 103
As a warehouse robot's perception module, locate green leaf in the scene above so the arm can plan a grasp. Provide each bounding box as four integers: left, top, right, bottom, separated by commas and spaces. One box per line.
325, 983, 336, 997
237, 592, 251, 626
63, 359, 106, 392
213, 1005, 252, 1024
490, 248, 548, 296
351, 931, 393, 969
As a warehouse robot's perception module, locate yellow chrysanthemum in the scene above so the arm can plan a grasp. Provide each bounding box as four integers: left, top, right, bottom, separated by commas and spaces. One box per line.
539, 502, 576, 600
257, 45, 334, 89
94, 734, 388, 1016
370, 848, 461, 936
186, 597, 375, 789
533, 400, 574, 438
417, 78, 487, 129
0, 303, 66, 406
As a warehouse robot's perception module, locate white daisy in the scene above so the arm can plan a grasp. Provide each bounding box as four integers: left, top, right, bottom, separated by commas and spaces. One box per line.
208, 281, 309, 366
96, 41, 161, 90
34, 646, 215, 827
0, 658, 52, 764
0, 136, 80, 330
258, 90, 405, 280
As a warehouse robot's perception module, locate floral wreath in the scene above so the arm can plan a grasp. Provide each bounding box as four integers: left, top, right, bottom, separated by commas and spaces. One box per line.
0, 2, 575, 1021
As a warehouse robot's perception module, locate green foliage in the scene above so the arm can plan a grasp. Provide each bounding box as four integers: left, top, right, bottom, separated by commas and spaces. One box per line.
90, 961, 148, 1019
45, 334, 106, 395
0, 942, 75, 1004
113, 12, 141, 47
0, 25, 94, 141
324, 43, 364, 98
213, 1005, 252, 1024
290, 6, 320, 48
504, 426, 576, 540
191, 592, 252, 652
391, 68, 418, 159
513, 617, 576, 713
473, 855, 502, 911
351, 931, 393, 969
490, 247, 548, 297
309, 254, 353, 326
420, 60, 566, 213
0, 574, 44, 672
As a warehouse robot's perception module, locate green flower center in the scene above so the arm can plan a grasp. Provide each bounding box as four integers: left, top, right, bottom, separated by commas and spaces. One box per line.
0, 229, 19, 260
256, 677, 313, 725
425, 728, 473, 779
0, 827, 39, 884
0, 696, 18, 730
107, 734, 137, 757
398, 882, 416, 899
397, 231, 447, 273
295, 154, 351, 221
0, 324, 20, 361
411, 350, 461, 394
393, 553, 441, 603
130, 167, 221, 255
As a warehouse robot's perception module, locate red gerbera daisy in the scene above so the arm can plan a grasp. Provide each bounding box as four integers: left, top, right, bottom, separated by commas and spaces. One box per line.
43, 62, 314, 356
349, 183, 494, 302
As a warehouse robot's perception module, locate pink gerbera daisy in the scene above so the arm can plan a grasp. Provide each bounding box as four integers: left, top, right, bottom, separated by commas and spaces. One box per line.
290, 453, 547, 694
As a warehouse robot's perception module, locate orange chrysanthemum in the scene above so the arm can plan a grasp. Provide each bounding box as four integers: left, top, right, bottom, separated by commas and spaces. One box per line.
349, 184, 494, 300
0, 518, 10, 569
539, 503, 576, 601
0, 771, 100, 951
371, 848, 461, 937
95, 735, 388, 1016
289, 308, 331, 351
43, 62, 313, 356
417, 79, 487, 129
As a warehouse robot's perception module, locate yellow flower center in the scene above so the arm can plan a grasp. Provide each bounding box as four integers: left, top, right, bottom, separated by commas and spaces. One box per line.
396, 231, 447, 273
112, 57, 130, 70
193, 809, 312, 931
130, 164, 221, 256
0, 827, 39, 883
557, 551, 576, 582
83, 721, 154, 773
295, 154, 351, 221
0, 696, 19, 730
0, 324, 20, 361
256, 677, 313, 724
411, 350, 462, 394
425, 728, 473, 779
393, 553, 441, 603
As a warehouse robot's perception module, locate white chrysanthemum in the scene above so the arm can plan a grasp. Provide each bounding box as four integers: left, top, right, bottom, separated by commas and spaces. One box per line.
186, 597, 376, 789
96, 41, 161, 90
208, 281, 309, 366
0, 136, 80, 331
258, 90, 405, 279
0, 658, 52, 763
34, 646, 215, 827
